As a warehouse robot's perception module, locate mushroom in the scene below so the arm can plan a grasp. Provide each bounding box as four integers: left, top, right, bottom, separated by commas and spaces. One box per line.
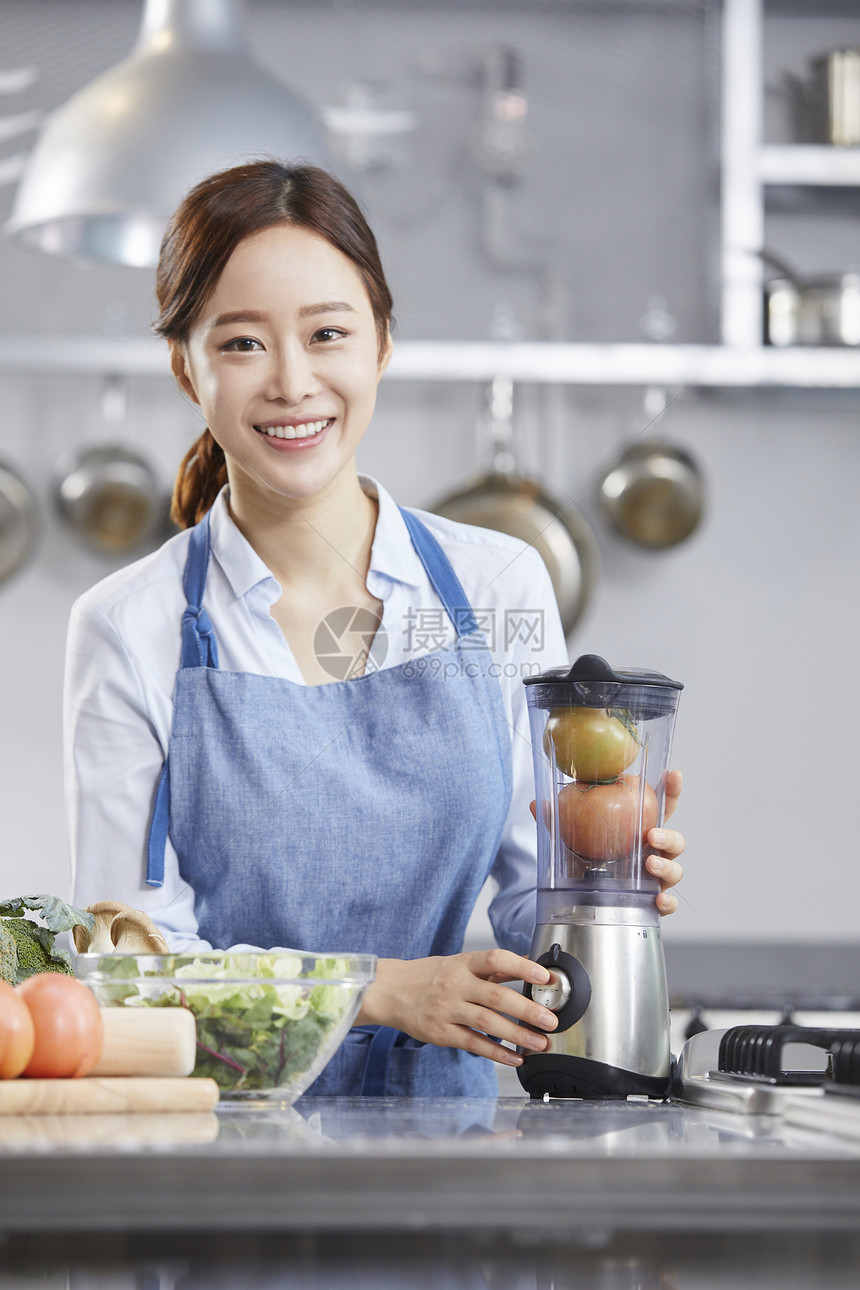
73, 900, 128, 954
109, 911, 169, 954
73, 901, 169, 954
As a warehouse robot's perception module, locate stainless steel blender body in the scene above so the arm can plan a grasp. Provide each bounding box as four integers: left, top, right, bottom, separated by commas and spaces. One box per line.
518, 654, 683, 1099
525, 909, 671, 1098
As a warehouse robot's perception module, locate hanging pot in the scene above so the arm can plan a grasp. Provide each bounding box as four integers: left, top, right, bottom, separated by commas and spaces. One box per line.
0, 458, 39, 587
431, 378, 598, 635
56, 445, 161, 553
598, 439, 704, 551
784, 48, 860, 147
762, 249, 860, 348
55, 377, 161, 555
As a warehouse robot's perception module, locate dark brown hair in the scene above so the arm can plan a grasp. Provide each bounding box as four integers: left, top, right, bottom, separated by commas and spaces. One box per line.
156, 159, 394, 529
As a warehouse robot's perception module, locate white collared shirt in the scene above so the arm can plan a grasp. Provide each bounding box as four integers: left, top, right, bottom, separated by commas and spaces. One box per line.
64, 476, 567, 956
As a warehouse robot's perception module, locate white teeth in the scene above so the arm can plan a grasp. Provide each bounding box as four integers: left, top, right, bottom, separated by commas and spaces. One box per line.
258, 418, 329, 438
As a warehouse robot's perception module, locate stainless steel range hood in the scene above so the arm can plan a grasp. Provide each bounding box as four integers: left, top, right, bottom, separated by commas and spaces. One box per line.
6, 0, 331, 267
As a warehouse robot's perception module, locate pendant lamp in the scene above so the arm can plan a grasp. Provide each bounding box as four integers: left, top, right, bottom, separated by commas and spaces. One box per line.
6, 0, 331, 267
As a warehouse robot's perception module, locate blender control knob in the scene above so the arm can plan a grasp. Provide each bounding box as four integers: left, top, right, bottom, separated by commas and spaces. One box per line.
531, 969, 572, 1013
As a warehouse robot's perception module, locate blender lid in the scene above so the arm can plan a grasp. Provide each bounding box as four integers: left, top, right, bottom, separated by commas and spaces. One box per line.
523, 652, 683, 690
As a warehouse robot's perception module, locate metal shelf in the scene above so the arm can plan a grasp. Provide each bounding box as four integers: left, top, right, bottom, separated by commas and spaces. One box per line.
388, 342, 860, 387
1, 4, 854, 394
760, 145, 860, 187
0, 336, 859, 387
720, 0, 860, 349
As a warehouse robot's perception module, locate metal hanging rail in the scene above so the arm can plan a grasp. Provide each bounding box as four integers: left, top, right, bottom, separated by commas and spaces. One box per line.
0, 336, 859, 386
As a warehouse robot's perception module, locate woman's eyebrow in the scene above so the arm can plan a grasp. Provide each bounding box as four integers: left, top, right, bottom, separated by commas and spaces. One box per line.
211, 310, 267, 328
210, 302, 357, 329
298, 301, 357, 317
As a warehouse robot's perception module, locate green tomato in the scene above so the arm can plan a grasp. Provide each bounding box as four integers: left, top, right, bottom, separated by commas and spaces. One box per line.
543, 707, 639, 782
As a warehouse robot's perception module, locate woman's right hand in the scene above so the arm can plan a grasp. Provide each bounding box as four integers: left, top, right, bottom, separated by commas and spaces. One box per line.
355, 950, 559, 1067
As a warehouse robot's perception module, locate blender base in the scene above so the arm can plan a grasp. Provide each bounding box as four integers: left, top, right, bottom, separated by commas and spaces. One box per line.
517, 1054, 670, 1101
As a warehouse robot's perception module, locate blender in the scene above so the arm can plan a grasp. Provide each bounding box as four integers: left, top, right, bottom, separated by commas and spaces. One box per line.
518, 653, 683, 1099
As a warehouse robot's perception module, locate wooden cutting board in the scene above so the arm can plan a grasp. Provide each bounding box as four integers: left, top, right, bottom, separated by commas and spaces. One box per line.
0, 1110, 220, 1146
0, 1076, 220, 1115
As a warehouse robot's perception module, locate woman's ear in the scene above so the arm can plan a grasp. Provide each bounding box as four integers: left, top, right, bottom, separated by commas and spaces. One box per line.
376, 328, 393, 382
170, 343, 199, 405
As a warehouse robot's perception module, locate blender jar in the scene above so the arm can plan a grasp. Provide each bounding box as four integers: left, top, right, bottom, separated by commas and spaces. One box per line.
525, 653, 683, 927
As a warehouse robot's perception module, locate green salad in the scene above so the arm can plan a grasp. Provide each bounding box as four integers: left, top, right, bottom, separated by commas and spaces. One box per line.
96, 952, 356, 1093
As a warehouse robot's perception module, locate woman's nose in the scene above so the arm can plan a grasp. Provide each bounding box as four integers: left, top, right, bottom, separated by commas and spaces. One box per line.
266, 345, 320, 405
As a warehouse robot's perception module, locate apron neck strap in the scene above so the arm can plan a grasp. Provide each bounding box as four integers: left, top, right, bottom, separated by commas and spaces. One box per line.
179, 506, 478, 672
180, 512, 219, 669
398, 508, 479, 639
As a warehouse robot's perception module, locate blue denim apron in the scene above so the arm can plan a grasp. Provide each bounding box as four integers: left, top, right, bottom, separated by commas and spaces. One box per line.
146, 507, 513, 1097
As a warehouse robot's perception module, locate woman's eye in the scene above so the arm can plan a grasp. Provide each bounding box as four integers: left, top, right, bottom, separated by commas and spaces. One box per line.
222, 336, 262, 352
312, 327, 347, 344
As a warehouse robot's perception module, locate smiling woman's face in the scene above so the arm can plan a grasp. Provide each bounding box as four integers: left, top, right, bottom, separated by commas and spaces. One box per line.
173, 222, 390, 512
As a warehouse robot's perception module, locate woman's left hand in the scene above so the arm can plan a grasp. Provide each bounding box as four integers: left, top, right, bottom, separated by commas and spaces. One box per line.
645, 768, 684, 916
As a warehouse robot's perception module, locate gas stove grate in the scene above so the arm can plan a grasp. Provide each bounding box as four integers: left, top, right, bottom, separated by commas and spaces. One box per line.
718, 1024, 860, 1087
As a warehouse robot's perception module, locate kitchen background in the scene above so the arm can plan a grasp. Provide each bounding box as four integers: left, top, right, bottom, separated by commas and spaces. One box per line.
0, 0, 858, 975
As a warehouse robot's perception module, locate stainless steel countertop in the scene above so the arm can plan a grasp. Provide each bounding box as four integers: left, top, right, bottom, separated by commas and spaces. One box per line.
2, 1094, 860, 1236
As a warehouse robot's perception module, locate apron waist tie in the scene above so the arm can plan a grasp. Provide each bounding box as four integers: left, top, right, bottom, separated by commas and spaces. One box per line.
357, 1025, 400, 1097
353, 1026, 423, 1097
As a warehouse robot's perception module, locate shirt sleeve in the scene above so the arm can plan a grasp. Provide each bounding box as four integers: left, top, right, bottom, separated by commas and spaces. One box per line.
486, 554, 569, 957
64, 596, 212, 954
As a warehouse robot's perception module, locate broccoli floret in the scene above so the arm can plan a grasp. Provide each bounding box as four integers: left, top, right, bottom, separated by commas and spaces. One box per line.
0, 920, 17, 985
0, 895, 92, 986
0, 917, 73, 986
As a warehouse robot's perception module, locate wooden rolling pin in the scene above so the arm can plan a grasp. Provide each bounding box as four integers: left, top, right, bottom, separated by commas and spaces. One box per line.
0, 1077, 219, 1115
90, 1007, 198, 1078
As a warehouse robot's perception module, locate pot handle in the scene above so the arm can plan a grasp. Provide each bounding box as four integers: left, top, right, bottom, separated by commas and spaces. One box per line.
100, 372, 127, 440
757, 247, 802, 285
485, 374, 517, 474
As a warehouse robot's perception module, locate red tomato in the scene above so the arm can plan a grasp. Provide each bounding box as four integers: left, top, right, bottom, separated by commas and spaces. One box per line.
16, 974, 104, 1079
0, 980, 36, 1079
558, 775, 659, 862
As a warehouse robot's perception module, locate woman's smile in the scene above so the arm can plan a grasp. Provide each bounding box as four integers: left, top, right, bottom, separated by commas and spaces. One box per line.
255, 417, 334, 442
254, 416, 335, 449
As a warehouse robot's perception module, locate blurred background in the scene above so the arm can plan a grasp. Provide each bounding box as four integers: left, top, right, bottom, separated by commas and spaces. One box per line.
0, 0, 858, 1009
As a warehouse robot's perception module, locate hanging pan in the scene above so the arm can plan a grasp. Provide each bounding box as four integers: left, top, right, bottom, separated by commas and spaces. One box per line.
55, 376, 160, 555
431, 377, 598, 635
0, 458, 39, 587
597, 386, 704, 551
599, 439, 703, 549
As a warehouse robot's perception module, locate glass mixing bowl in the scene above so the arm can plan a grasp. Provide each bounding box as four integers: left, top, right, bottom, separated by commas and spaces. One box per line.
76, 950, 376, 1102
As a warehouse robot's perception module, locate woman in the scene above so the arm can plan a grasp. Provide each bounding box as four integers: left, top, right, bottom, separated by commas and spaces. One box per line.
65, 160, 684, 1097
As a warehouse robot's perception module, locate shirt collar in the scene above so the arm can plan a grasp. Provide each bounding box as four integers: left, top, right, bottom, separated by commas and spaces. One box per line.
208, 488, 280, 602
362, 474, 424, 590
206, 477, 425, 602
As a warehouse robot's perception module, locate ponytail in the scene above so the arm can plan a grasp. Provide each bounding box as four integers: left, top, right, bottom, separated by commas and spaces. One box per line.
170, 430, 228, 530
